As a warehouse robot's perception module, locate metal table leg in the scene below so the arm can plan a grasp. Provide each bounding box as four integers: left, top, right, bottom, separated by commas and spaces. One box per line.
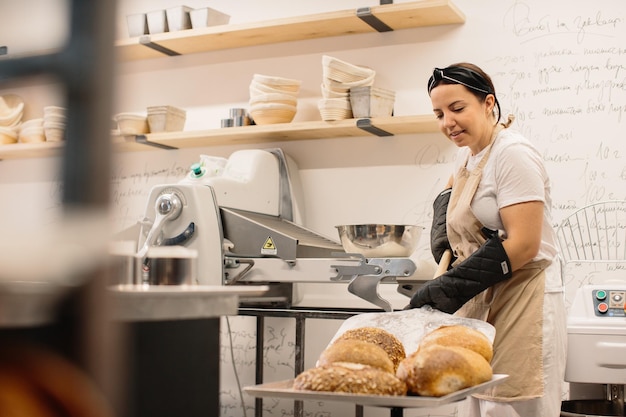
390, 407, 404, 417
294, 315, 306, 417
255, 316, 264, 417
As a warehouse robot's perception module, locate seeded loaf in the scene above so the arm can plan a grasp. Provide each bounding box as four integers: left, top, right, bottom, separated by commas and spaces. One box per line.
294, 362, 407, 396
318, 339, 395, 374
334, 326, 406, 372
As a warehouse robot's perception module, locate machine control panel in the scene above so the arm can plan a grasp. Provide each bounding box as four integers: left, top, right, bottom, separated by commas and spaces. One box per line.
592, 289, 626, 317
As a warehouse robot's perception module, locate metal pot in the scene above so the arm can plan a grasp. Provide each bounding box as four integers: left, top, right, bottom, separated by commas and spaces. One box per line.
335, 224, 423, 258
145, 246, 197, 285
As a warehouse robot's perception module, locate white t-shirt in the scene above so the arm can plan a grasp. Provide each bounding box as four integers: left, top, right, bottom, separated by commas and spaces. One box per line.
452, 128, 560, 277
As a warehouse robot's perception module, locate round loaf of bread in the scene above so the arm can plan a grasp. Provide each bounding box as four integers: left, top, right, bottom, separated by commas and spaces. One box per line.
419, 325, 493, 362
335, 327, 406, 371
318, 339, 395, 374
294, 362, 407, 396
396, 344, 493, 397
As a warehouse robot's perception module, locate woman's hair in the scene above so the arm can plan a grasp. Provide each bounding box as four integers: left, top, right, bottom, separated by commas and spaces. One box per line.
427, 62, 501, 124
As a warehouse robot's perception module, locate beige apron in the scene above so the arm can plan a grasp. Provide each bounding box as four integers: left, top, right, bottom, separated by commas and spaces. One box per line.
447, 125, 548, 401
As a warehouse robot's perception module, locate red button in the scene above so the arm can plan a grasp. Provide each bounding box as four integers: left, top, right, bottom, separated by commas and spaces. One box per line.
598, 303, 609, 313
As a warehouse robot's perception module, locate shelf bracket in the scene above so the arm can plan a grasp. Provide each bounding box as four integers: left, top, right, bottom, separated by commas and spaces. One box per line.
134, 135, 178, 150
356, 7, 393, 32
356, 118, 393, 137
380, 0, 393, 4
0, 46, 7, 56
139, 36, 181, 56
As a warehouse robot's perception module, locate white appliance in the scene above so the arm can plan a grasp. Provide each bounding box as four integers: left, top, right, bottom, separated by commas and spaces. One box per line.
563, 284, 626, 416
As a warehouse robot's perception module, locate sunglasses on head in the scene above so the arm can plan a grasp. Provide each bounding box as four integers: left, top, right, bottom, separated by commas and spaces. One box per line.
427, 66, 494, 96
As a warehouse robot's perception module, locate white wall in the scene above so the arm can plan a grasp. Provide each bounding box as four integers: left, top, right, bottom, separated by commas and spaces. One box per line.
1, 1, 626, 416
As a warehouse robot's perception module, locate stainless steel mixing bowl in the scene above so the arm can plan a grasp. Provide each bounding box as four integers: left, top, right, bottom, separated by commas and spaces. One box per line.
335, 224, 423, 258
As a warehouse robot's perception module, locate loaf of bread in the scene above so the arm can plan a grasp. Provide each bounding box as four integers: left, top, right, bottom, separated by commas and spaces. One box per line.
334, 327, 406, 372
419, 324, 493, 362
318, 339, 395, 374
396, 344, 493, 397
395, 325, 493, 397
294, 362, 407, 396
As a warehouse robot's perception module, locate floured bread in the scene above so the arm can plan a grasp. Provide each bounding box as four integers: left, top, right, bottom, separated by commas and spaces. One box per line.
419, 324, 493, 362
335, 327, 406, 371
318, 339, 394, 374
294, 362, 407, 396
397, 344, 493, 397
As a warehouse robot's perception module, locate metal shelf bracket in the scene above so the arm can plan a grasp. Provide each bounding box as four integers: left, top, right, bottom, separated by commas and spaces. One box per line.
139, 36, 181, 56
134, 135, 178, 150
356, 7, 393, 32
356, 118, 394, 137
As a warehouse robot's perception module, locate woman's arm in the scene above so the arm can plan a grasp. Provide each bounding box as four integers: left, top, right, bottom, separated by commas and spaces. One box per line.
500, 200, 544, 271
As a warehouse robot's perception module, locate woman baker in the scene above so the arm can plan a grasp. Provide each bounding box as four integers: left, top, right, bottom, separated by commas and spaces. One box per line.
408, 63, 567, 417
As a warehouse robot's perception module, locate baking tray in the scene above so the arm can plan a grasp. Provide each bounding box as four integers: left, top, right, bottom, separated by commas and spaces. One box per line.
245, 374, 508, 409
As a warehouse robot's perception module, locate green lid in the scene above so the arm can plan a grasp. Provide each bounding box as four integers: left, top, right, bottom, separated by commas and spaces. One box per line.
190, 162, 205, 178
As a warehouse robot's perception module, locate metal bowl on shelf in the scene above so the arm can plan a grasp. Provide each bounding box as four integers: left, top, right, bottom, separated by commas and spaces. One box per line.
335, 224, 423, 258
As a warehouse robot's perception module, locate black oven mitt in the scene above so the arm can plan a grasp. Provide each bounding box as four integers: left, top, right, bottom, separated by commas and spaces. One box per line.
408, 227, 512, 314
431, 188, 453, 264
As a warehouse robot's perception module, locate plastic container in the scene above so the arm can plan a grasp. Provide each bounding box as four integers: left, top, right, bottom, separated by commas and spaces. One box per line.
189, 7, 231, 29
146, 10, 168, 34
126, 13, 148, 37
349, 86, 396, 118
166, 6, 193, 32
147, 105, 186, 132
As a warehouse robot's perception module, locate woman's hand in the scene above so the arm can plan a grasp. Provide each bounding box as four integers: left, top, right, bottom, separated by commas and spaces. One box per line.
500, 200, 544, 271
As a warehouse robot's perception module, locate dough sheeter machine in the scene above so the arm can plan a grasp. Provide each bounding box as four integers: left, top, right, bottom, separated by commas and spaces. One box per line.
133, 148, 430, 312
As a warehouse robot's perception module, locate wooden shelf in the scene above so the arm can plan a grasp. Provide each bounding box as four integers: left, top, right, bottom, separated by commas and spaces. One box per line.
143, 114, 439, 148
0, 115, 439, 160
115, 0, 465, 61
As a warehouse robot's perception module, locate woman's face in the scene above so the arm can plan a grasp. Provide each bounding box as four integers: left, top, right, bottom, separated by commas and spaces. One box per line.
430, 83, 495, 155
